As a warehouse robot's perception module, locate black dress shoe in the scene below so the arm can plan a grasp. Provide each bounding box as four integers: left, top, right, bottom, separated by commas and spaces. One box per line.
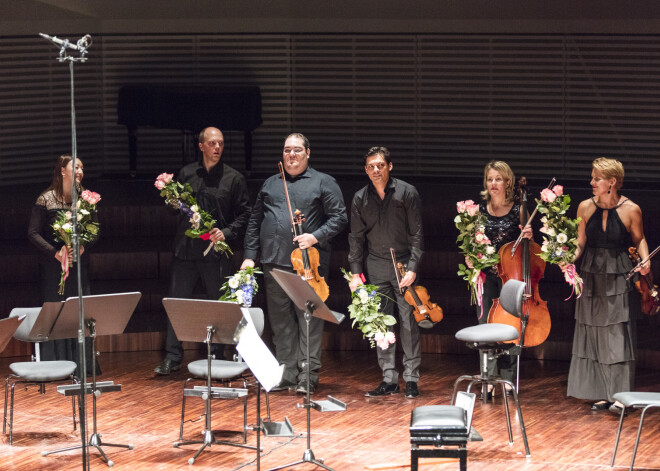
365, 381, 399, 397
405, 382, 419, 398
270, 379, 297, 392
295, 381, 316, 395
154, 359, 181, 375
591, 401, 613, 411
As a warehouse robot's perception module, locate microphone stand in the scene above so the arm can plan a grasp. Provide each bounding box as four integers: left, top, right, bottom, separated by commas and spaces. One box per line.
40, 33, 91, 471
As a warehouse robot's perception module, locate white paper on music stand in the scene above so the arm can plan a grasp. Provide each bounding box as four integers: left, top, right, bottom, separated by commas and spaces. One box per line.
236, 313, 284, 392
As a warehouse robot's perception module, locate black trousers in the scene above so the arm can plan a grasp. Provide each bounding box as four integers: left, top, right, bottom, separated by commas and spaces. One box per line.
165, 257, 228, 362
263, 263, 325, 386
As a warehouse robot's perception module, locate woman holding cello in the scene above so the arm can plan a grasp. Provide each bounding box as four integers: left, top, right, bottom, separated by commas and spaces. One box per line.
567, 158, 649, 414
476, 161, 533, 394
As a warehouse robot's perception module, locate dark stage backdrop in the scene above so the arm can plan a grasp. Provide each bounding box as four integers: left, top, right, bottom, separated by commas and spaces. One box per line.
1, 33, 660, 185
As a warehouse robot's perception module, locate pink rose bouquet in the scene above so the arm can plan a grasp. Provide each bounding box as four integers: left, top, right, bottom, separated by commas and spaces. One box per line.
155, 173, 232, 257
536, 184, 583, 298
455, 200, 500, 316
52, 189, 101, 294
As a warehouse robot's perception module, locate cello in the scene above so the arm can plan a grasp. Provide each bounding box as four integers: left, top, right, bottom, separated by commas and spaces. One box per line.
278, 162, 330, 301
488, 177, 551, 347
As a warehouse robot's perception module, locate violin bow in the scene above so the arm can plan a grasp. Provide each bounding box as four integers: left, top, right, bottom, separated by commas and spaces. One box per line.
510, 177, 557, 256
626, 244, 660, 280
278, 162, 297, 236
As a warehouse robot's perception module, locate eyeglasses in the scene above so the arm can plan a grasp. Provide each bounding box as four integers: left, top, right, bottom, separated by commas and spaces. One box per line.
366, 163, 387, 171
283, 147, 305, 155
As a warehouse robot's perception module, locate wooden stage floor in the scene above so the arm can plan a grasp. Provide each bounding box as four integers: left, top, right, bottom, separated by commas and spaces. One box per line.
1, 350, 659, 471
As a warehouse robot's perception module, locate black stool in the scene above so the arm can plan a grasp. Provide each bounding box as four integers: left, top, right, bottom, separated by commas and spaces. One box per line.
410, 405, 469, 471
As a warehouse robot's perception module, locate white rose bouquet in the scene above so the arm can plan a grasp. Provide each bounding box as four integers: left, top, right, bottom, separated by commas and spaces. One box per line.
341, 268, 397, 349
536, 184, 583, 298
219, 267, 262, 307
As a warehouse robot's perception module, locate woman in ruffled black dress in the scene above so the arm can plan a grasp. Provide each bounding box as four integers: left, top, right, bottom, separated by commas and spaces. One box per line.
477, 161, 532, 391
27, 154, 99, 376
567, 157, 648, 414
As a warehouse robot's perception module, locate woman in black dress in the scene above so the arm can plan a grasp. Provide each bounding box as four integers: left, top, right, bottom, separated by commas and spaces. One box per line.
27, 154, 98, 376
567, 157, 648, 414
477, 161, 532, 393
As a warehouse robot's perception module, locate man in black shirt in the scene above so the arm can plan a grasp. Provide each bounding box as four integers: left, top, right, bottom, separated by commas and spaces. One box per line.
154, 127, 251, 375
348, 146, 423, 398
241, 133, 347, 394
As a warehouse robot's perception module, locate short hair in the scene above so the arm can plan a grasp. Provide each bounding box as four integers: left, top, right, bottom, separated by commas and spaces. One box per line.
592, 157, 624, 189
284, 133, 310, 150
198, 127, 224, 144
480, 160, 515, 202
364, 146, 391, 164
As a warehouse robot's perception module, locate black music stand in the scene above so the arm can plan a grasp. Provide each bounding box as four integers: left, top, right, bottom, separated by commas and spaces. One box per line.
0, 315, 25, 352
267, 269, 345, 471
41, 292, 141, 467
162, 298, 261, 465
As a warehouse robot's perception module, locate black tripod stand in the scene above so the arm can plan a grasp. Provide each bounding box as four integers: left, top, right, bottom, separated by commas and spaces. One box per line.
266, 269, 346, 471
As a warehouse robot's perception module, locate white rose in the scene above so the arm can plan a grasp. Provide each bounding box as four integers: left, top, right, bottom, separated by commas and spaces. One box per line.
358, 289, 369, 303
547, 227, 556, 237
191, 205, 198, 212
53, 223, 61, 230
486, 246, 495, 255
80, 209, 90, 216
235, 289, 244, 304
475, 233, 484, 243
228, 277, 239, 289
454, 215, 461, 223
557, 233, 568, 244
62, 223, 71, 231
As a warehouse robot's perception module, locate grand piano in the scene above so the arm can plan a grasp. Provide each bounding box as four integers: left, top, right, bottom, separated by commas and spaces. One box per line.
117, 85, 262, 174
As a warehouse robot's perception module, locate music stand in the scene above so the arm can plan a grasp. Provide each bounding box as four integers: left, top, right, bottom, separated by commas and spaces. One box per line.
162, 298, 261, 465
267, 268, 345, 471
0, 316, 25, 352
41, 292, 141, 467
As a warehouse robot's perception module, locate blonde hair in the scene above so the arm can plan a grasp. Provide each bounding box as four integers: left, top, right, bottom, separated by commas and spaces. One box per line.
481, 160, 515, 202
592, 157, 624, 190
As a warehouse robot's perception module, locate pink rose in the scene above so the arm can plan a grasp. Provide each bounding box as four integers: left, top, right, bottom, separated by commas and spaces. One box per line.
465, 256, 473, 269
552, 185, 563, 196
464, 200, 474, 206
374, 332, 384, 342
466, 203, 479, 217
456, 201, 467, 213
541, 188, 557, 203
154, 180, 165, 190
81, 190, 101, 205
157, 172, 173, 184
385, 331, 396, 344
477, 253, 483, 259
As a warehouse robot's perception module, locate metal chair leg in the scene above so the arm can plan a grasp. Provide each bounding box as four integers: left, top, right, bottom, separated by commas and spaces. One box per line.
9, 382, 16, 445
629, 405, 652, 471
3, 378, 8, 435
610, 404, 626, 467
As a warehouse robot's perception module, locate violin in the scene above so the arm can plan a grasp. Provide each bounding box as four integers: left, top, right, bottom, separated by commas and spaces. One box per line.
628, 247, 660, 316
278, 162, 330, 301
488, 177, 551, 347
390, 248, 443, 329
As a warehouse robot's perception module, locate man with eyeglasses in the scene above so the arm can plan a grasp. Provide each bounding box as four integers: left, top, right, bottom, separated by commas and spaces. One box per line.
241, 133, 347, 394
154, 127, 251, 375
348, 146, 424, 398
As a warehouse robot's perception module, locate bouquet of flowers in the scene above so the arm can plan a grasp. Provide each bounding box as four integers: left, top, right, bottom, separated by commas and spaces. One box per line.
52, 189, 101, 295
341, 268, 396, 350
155, 173, 232, 257
454, 200, 499, 317
536, 185, 583, 298
219, 267, 262, 307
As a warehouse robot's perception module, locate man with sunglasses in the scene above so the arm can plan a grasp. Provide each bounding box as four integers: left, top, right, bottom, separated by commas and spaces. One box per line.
241, 133, 347, 395
348, 146, 424, 398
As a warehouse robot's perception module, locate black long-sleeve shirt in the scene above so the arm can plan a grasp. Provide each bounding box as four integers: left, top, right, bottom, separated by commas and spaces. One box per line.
243, 167, 347, 269
348, 177, 424, 275
173, 161, 251, 261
